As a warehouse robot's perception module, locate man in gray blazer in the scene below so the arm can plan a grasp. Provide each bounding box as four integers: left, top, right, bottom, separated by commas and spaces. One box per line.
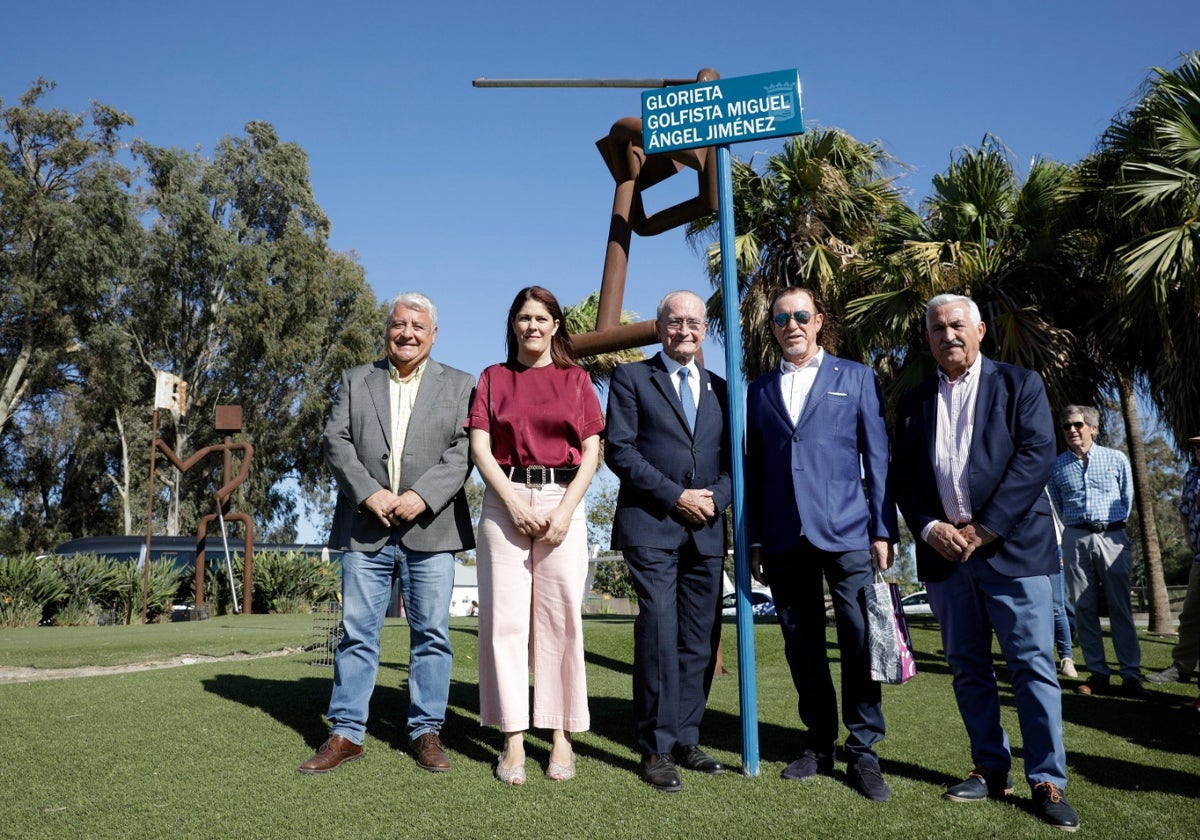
300, 292, 474, 775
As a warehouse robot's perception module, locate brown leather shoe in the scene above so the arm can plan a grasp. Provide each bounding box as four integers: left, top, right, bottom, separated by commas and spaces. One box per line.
411, 731, 451, 772
299, 734, 363, 774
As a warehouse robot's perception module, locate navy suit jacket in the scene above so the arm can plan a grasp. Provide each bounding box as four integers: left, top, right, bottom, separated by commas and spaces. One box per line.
605, 355, 732, 556
891, 356, 1057, 583
746, 354, 897, 553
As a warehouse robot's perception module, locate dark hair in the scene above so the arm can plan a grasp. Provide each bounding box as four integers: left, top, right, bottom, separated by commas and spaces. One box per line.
505, 286, 577, 368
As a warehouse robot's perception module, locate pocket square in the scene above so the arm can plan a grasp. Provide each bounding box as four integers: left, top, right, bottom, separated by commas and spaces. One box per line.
828, 391, 848, 396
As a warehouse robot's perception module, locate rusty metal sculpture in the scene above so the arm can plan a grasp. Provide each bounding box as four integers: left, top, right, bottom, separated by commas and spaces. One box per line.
572, 68, 721, 359
145, 404, 255, 619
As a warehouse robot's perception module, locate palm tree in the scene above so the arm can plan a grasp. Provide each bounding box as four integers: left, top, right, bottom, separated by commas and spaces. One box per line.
684, 128, 906, 378
564, 291, 644, 384
845, 135, 1108, 413
1065, 51, 1200, 632
1101, 51, 1200, 450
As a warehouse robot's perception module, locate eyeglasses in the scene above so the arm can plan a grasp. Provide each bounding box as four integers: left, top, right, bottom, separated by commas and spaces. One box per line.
1061, 421, 1087, 431
772, 311, 813, 328
664, 318, 706, 332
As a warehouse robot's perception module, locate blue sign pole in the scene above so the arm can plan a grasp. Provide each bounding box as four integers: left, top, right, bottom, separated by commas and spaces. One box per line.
715, 143, 759, 776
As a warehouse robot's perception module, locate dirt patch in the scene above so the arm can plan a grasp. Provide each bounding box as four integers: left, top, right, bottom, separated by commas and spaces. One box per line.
0, 648, 304, 683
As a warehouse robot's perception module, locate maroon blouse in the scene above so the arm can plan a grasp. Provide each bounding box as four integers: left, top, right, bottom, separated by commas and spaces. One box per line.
467, 362, 604, 468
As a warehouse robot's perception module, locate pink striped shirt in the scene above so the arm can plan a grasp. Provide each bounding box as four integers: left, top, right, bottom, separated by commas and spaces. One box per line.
926, 355, 984, 538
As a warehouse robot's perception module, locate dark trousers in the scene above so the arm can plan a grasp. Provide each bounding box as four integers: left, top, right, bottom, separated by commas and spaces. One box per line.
624, 542, 723, 756
764, 537, 884, 762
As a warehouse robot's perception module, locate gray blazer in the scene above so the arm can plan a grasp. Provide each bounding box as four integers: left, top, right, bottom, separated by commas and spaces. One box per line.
324, 358, 475, 554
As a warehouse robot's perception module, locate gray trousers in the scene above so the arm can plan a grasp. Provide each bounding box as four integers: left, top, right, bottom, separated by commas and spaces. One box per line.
1063, 526, 1141, 679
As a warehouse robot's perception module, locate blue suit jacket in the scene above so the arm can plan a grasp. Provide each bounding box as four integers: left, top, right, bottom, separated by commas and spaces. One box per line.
891, 356, 1057, 583
746, 354, 897, 553
605, 355, 732, 556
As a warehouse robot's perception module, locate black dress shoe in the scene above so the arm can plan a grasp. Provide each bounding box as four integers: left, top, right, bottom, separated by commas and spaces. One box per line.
1032, 782, 1080, 831
847, 758, 891, 802
944, 765, 1014, 801
640, 753, 682, 792
672, 744, 725, 775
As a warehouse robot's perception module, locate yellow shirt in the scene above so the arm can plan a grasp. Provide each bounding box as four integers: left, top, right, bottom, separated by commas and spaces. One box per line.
387, 360, 425, 493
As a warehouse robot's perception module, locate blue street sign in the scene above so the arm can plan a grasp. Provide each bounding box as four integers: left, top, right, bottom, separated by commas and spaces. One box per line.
640, 69, 803, 153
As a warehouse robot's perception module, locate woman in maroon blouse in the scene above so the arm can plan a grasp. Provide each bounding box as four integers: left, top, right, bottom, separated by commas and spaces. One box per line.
468, 286, 604, 784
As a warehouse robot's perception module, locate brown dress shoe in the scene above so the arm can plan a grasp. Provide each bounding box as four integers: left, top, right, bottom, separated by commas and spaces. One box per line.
411, 731, 451, 772
299, 734, 363, 774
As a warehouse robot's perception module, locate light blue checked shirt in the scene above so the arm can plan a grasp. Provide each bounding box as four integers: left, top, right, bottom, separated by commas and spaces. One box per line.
1048, 443, 1133, 527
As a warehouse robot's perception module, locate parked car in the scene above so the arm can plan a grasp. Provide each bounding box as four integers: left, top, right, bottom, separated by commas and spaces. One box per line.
722, 589, 775, 617
900, 589, 934, 618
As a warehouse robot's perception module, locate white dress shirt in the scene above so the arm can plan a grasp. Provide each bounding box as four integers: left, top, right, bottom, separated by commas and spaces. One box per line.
779, 348, 823, 425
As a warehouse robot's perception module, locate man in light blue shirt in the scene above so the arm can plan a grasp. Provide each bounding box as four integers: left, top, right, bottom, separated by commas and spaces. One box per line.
1048, 405, 1148, 699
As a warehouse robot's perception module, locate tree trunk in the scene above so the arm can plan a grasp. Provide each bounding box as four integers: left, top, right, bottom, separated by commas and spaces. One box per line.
1118, 375, 1173, 633
114, 410, 132, 535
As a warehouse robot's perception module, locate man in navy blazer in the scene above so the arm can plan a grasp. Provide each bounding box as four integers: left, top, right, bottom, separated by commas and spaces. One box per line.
746, 286, 897, 802
891, 294, 1079, 831
606, 290, 732, 792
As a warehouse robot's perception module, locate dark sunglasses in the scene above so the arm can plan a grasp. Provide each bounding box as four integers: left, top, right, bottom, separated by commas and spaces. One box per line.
771, 311, 813, 328
1061, 421, 1087, 431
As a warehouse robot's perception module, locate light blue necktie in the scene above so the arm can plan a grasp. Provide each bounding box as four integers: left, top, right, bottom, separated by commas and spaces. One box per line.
678, 368, 697, 433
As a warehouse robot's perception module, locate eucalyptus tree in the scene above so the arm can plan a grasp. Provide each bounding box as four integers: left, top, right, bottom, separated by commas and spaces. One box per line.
685, 128, 905, 378
0, 79, 143, 552
130, 123, 379, 540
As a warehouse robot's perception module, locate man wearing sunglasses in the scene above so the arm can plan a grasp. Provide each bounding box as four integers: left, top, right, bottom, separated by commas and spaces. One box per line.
1048, 405, 1148, 700
745, 286, 897, 802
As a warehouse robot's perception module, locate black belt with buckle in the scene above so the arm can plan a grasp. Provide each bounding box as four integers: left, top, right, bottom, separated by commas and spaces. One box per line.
508, 465, 579, 488
1073, 520, 1126, 533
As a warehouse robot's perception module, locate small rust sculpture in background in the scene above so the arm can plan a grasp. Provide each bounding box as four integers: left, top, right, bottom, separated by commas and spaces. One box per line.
146, 405, 255, 618
572, 68, 721, 359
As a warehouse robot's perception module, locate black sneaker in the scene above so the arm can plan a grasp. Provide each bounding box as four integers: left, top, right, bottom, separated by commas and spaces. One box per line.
944, 766, 1014, 801
847, 758, 891, 802
781, 749, 834, 781
1032, 782, 1080, 831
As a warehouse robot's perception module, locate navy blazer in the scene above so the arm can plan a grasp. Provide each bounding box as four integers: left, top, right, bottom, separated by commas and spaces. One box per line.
891, 356, 1057, 583
605, 355, 732, 556
746, 354, 897, 554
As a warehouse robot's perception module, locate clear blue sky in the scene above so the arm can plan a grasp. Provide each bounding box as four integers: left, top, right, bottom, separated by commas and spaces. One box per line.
5, 0, 1196, 385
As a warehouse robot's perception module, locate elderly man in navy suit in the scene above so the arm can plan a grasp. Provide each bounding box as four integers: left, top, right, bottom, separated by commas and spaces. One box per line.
745, 286, 897, 802
606, 290, 732, 792
891, 293, 1079, 831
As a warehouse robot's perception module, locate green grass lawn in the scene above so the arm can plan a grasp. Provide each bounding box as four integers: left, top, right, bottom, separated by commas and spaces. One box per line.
0, 615, 1196, 839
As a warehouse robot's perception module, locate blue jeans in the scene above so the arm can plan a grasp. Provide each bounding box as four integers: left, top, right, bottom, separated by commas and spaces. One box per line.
927, 560, 1067, 790
326, 542, 455, 743
1052, 563, 1074, 661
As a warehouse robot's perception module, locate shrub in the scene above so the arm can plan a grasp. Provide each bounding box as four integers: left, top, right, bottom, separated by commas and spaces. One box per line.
252, 549, 340, 613
46, 553, 117, 626
104, 559, 187, 624
0, 554, 68, 627
591, 558, 636, 600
